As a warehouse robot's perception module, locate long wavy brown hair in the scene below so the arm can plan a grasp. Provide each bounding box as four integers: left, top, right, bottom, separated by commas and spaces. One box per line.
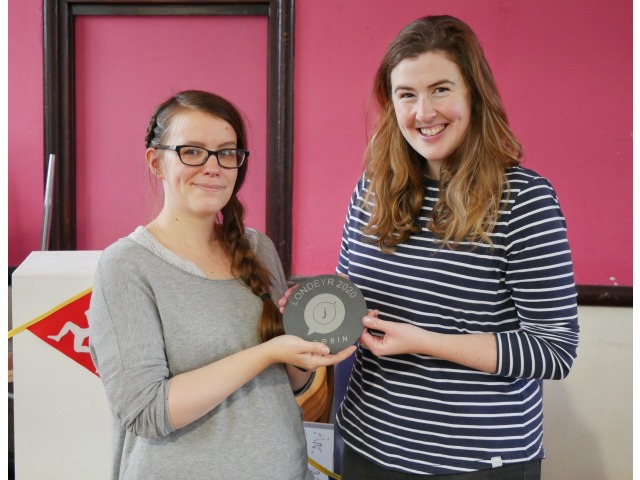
145, 90, 283, 342
364, 15, 523, 251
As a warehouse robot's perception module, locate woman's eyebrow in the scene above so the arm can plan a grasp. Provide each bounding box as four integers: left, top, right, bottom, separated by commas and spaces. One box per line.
393, 79, 455, 93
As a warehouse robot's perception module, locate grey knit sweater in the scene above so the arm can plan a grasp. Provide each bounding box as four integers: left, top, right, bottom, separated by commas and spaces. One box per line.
89, 227, 310, 479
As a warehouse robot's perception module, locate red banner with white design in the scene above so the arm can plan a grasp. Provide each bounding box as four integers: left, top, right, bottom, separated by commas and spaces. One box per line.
10, 288, 97, 376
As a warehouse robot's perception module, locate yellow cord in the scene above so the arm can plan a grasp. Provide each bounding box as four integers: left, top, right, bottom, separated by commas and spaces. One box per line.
308, 457, 341, 480
7, 287, 93, 339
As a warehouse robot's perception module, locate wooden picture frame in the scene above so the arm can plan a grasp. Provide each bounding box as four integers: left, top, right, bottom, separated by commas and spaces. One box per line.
43, 0, 294, 276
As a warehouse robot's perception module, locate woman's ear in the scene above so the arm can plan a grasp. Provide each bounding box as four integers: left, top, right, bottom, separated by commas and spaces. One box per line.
145, 147, 163, 179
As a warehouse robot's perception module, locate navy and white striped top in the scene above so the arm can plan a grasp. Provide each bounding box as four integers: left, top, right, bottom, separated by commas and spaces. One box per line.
335, 166, 579, 475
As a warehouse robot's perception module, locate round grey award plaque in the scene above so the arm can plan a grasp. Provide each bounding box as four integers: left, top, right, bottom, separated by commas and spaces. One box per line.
283, 275, 367, 353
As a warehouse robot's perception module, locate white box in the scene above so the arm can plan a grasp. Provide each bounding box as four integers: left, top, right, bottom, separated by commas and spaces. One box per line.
12, 251, 112, 480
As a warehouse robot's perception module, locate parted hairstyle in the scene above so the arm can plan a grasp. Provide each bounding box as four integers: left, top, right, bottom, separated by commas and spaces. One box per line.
364, 15, 523, 251
145, 90, 284, 342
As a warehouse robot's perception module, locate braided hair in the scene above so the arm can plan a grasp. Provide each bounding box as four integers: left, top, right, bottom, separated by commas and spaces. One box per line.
146, 90, 284, 342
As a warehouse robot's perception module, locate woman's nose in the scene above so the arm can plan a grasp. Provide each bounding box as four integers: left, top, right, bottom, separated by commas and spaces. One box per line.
203, 155, 221, 174
415, 97, 437, 122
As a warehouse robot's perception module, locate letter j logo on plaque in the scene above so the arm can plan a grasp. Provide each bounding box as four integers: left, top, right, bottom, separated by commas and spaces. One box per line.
283, 275, 367, 353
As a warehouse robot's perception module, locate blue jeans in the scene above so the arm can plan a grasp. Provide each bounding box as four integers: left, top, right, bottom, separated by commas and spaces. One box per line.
341, 445, 542, 480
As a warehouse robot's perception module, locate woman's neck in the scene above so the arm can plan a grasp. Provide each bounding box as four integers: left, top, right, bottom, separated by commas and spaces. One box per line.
147, 210, 218, 253
425, 159, 444, 181
147, 211, 235, 279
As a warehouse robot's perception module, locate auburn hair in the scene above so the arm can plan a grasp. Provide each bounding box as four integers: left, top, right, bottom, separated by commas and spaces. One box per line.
145, 90, 284, 342
364, 15, 522, 251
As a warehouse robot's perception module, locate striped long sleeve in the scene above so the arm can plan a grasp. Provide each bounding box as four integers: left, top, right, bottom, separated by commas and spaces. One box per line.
498, 174, 579, 379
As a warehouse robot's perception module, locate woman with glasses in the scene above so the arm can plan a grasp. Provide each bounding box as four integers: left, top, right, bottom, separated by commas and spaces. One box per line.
331, 16, 580, 479
88, 90, 355, 479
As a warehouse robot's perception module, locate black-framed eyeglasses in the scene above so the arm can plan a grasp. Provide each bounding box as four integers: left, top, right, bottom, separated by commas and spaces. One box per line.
152, 144, 249, 169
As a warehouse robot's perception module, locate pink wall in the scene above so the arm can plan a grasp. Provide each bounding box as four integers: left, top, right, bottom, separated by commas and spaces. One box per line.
8, 0, 44, 264
74, 16, 267, 251
8, 0, 633, 287
292, 0, 632, 286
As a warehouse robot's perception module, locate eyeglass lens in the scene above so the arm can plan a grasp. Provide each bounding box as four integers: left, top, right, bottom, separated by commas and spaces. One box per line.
179, 146, 245, 168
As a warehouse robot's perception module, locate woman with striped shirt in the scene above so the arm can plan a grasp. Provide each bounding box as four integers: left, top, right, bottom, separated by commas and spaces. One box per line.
335, 15, 579, 479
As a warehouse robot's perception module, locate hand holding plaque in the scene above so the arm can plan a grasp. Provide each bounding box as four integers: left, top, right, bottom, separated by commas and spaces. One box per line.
283, 275, 367, 354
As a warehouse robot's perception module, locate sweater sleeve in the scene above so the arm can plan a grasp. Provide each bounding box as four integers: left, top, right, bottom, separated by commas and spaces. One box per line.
88, 245, 174, 439
496, 175, 580, 380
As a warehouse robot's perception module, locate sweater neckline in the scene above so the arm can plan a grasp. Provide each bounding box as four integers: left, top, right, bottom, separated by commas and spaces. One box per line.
424, 175, 440, 188
129, 226, 210, 279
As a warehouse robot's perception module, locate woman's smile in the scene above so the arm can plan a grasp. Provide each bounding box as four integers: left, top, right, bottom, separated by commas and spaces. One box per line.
419, 124, 447, 137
